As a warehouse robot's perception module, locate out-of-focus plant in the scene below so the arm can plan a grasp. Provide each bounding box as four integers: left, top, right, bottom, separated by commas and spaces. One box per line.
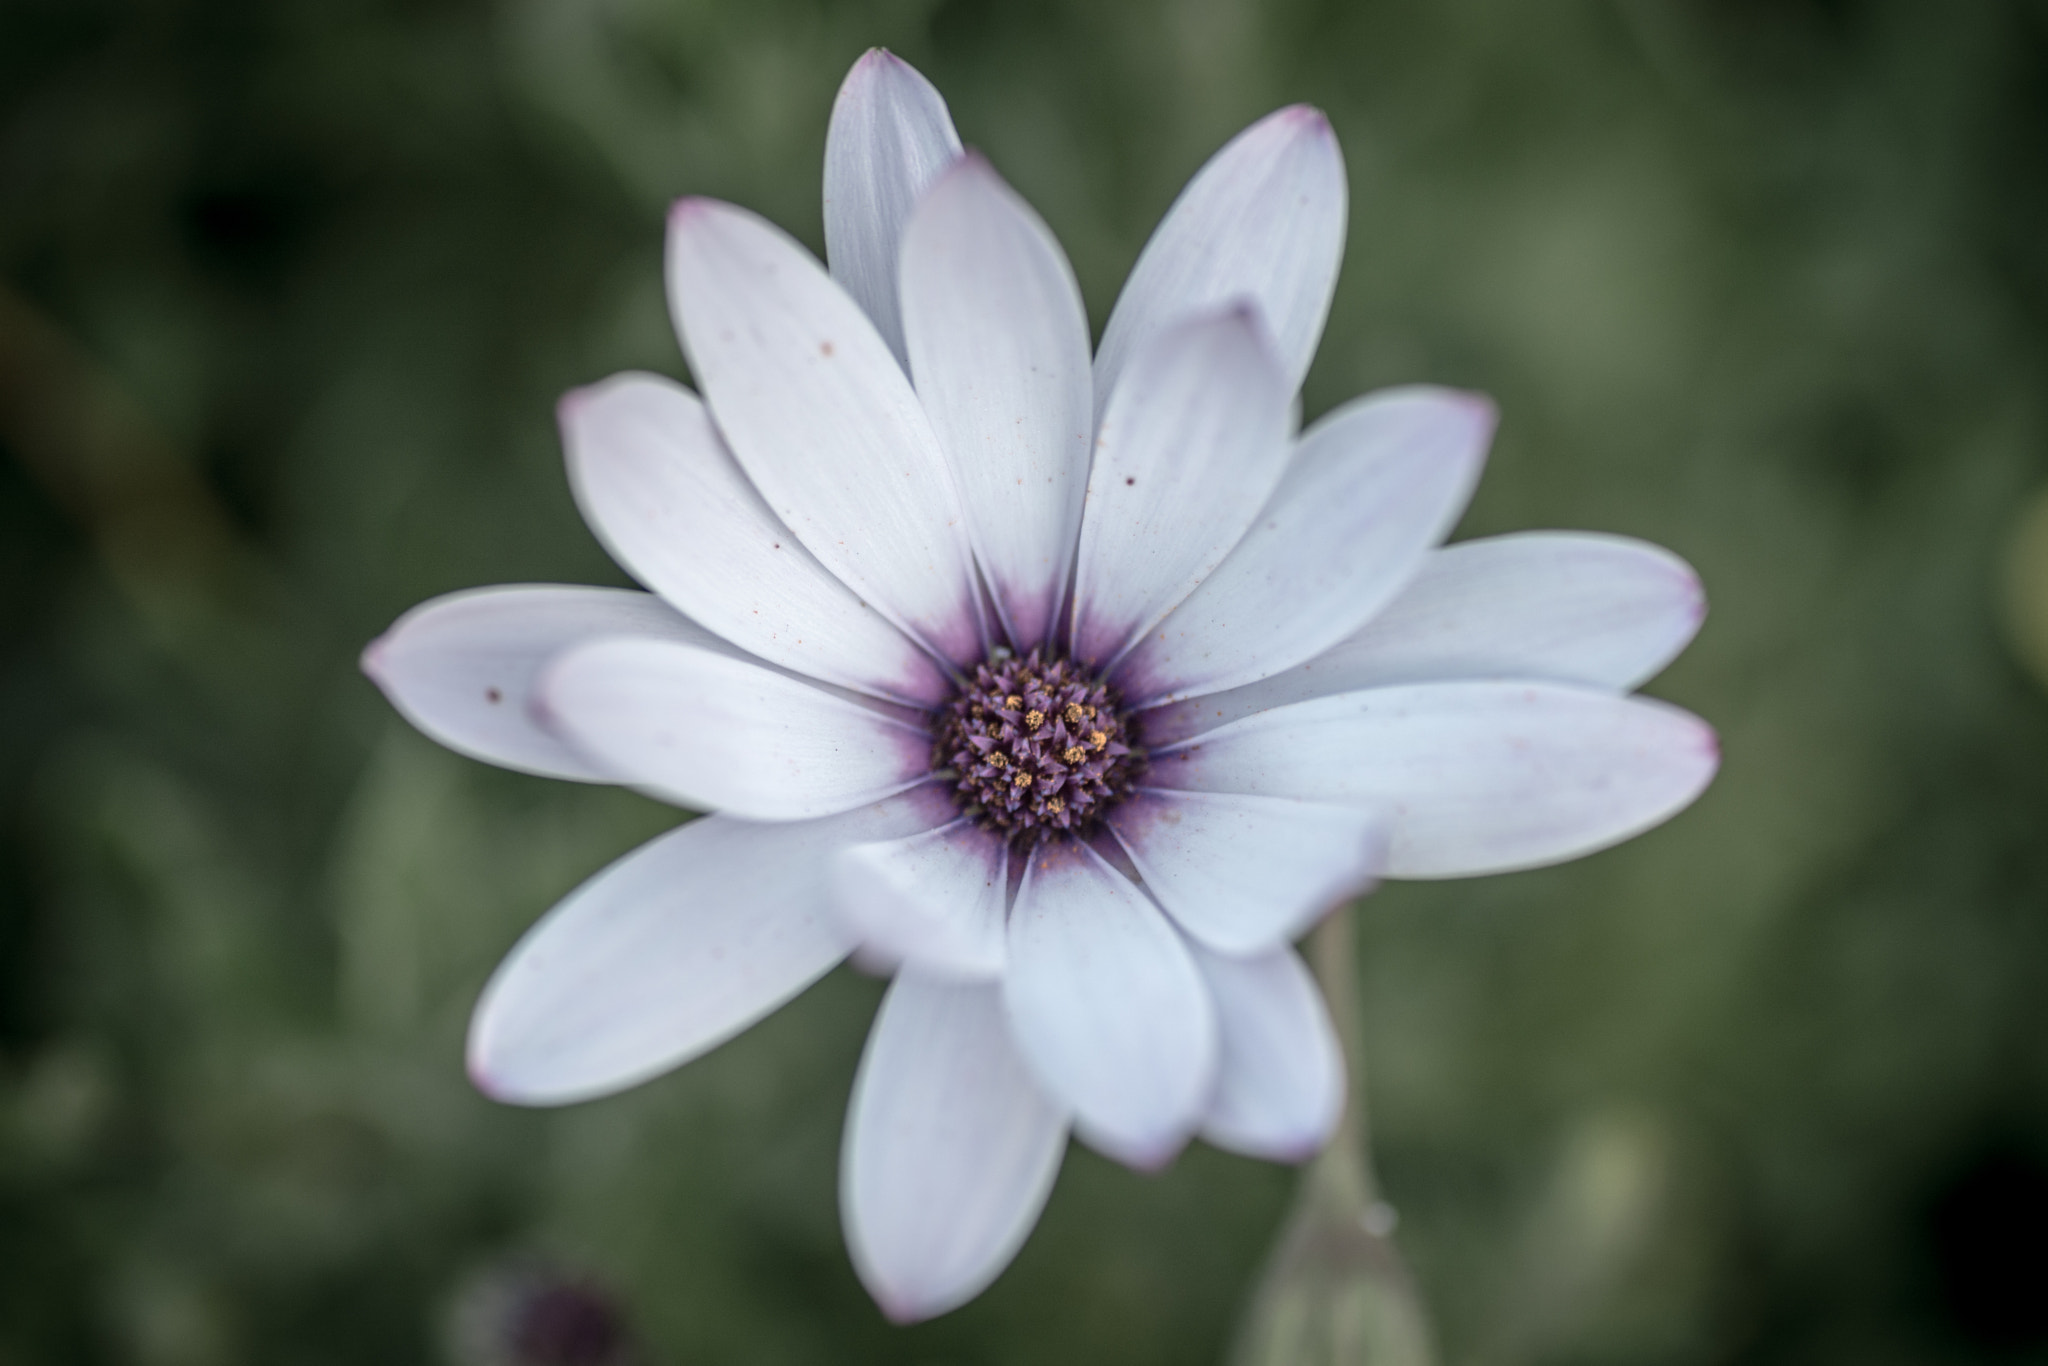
446, 1261, 642, 1366
2004, 488, 2048, 692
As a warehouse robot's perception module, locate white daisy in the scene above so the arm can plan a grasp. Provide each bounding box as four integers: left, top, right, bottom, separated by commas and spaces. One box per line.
362, 50, 1717, 1322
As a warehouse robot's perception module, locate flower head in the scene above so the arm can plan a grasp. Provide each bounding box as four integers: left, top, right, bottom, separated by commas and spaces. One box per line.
363, 49, 1716, 1322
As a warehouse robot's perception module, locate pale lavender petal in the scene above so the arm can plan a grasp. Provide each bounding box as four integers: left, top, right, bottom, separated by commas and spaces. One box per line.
362, 585, 715, 782
901, 155, 1092, 650
1093, 106, 1346, 419
1109, 789, 1386, 956
1003, 840, 1217, 1168
843, 971, 1068, 1322
562, 372, 951, 705
1188, 940, 1344, 1162
1141, 533, 1709, 745
536, 637, 931, 820
833, 820, 1009, 980
666, 198, 983, 666
1148, 681, 1718, 878
823, 49, 963, 367
1116, 386, 1494, 706
468, 785, 954, 1105
1070, 307, 1292, 669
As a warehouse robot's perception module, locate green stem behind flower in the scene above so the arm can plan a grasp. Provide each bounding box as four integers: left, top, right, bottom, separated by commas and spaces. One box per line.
1305, 900, 1378, 1217
1230, 903, 1436, 1366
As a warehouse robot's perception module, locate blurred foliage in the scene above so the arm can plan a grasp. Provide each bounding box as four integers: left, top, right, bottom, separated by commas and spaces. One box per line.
4, 0, 2048, 1362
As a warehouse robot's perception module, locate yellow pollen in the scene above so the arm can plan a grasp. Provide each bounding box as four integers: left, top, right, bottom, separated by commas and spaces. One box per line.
1062, 745, 1086, 764
1088, 730, 1108, 750
987, 751, 1008, 768
1063, 703, 1086, 725
1083, 704, 1097, 718
1012, 772, 1034, 788
1047, 797, 1065, 813
1025, 709, 1045, 730
1005, 695, 1022, 709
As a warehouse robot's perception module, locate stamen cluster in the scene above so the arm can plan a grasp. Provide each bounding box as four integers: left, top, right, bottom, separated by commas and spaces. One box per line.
933, 647, 1143, 845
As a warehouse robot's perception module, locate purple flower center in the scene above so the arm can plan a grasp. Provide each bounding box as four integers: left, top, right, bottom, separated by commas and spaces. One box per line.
933, 647, 1145, 845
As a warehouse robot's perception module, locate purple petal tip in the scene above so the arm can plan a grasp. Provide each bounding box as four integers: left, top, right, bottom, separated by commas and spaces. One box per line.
1456, 389, 1502, 438
464, 1044, 499, 1097
668, 195, 715, 227
1270, 1137, 1325, 1165
850, 47, 918, 85
926, 148, 998, 198
1276, 103, 1334, 138
556, 385, 593, 425
1114, 1131, 1190, 1174
875, 1290, 932, 1326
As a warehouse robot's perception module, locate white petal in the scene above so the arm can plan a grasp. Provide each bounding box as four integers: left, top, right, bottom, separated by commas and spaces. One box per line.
1002, 840, 1217, 1168
901, 156, 1093, 650
1189, 941, 1344, 1162
823, 50, 963, 367
1148, 681, 1719, 878
1109, 789, 1385, 956
468, 786, 954, 1105
833, 820, 1009, 980
1140, 533, 1708, 745
1094, 106, 1347, 418
667, 198, 983, 666
1116, 386, 1494, 706
562, 372, 951, 705
1070, 308, 1292, 669
536, 637, 931, 819
362, 585, 716, 781
843, 971, 1068, 1322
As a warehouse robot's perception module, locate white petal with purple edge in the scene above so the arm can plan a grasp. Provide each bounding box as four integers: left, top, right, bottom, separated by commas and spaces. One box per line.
468, 785, 954, 1105
843, 971, 1068, 1323
1116, 386, 1494, 706
1110, 789, 1385, 955
1139, 533, 1709, 745
1093, 106, 1347, 418
563, 372, 951, 705
667, 199, 983, 666
901, 156, 1092, 650
537, 637, 931, 820
362, 585, 715, 782
1070, 308, 1292, 669
833, 820, 1009, 980
823, 50, 963, 367
1003, 841, 1217, 1167
1148, 681, 1719, 878
1189, 940, 1345, 1161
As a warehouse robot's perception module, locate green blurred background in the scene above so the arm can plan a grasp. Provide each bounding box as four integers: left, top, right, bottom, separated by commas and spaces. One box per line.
6, 0, 2048, 1361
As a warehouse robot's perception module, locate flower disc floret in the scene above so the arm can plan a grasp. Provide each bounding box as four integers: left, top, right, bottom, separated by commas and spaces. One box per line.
934, 648, 1143, 843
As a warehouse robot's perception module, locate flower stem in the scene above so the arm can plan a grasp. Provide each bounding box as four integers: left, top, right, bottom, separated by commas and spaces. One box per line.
1230, 903, 1436, 1366
1305, 900, 1378, 1216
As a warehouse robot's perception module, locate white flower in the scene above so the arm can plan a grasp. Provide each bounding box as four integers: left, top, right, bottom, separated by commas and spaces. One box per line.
362, 50, 1717, 1322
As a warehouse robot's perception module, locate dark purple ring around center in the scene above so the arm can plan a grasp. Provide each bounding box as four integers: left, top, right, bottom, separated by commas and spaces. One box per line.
931, 647, 1145, 846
